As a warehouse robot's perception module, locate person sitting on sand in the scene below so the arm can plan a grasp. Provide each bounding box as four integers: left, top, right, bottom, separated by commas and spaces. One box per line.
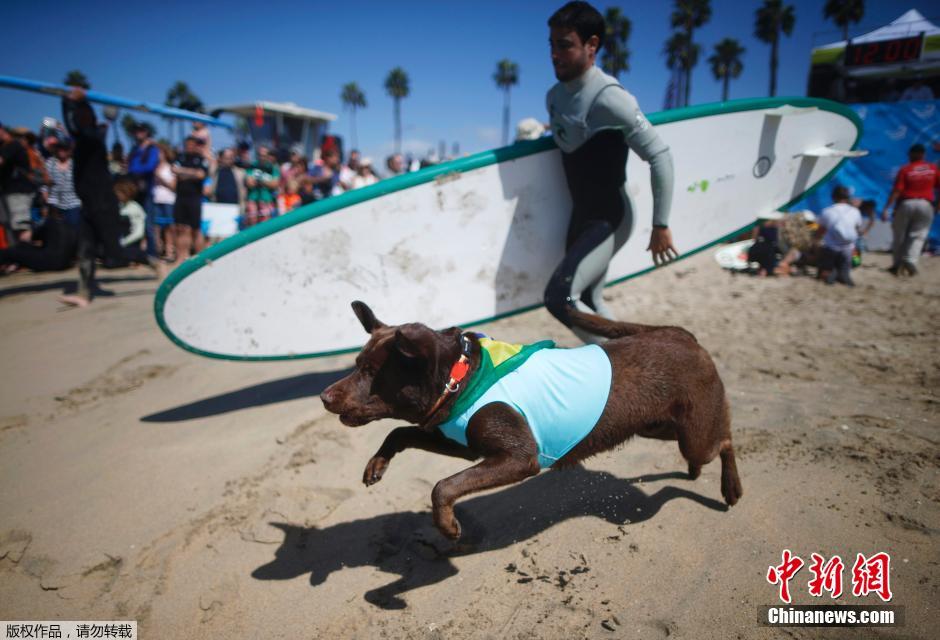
0, 208, 76, 273
114, 179, 157, 267
774, 211, 820, 276
748, 212, 782, 276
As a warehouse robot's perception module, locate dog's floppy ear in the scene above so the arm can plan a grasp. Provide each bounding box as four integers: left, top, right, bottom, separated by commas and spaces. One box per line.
351, 301, 385, 333
394, 324, 434, 360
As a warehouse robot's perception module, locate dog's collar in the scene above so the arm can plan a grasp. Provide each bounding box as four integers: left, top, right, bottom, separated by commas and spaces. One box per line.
421, 333, 474, 426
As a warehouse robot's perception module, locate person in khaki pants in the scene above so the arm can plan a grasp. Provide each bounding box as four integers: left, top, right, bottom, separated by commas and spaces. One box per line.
882, 144, 939, 276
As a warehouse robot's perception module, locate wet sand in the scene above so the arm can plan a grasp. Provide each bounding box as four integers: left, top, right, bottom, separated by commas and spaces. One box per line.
0, 251, 937, 639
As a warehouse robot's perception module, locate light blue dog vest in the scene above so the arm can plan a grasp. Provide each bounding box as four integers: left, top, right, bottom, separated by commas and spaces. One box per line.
437, 339, 613, 468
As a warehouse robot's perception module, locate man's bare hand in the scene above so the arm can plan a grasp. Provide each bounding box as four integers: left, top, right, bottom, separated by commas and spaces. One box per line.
647, 227, 678, 266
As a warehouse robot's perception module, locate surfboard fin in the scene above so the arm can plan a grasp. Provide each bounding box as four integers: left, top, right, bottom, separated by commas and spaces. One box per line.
800, 147, 869, 158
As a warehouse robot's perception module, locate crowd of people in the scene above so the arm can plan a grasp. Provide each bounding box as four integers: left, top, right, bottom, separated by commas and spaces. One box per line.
0, 97, 439, 301
0, 101, 936, 305
745, 143, 939, 286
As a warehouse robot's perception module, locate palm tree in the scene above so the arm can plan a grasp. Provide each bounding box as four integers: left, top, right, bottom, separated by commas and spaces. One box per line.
493, 60, 519, 146
340, 82, 367, 150
709, 38, 746, 101
601, 7, 632, 79
165, 81, 205, 142
120, 114, 138, 145
664, 32, 698, 107
384, 68, 410, 154
824, 0, 864, 43
63, 70, 90, 89
670, 0, 711, 106
755, 0, 796, 97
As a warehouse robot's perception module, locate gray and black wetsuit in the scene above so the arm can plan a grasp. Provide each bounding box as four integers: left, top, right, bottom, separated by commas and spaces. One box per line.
544, 65, 674, 342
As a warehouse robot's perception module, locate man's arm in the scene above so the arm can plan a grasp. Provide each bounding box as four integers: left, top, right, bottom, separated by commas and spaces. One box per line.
592, 87, 677, 265
61, 88, 99, 141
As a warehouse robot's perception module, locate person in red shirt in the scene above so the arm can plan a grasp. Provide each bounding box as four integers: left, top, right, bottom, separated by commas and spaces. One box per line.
881, 143, 939, 275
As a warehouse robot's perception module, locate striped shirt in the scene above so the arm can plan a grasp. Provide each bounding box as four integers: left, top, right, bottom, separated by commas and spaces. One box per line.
45, 157, 82, 210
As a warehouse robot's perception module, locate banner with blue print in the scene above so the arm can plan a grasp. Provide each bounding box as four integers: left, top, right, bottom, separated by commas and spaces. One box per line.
788, 100, 940, 249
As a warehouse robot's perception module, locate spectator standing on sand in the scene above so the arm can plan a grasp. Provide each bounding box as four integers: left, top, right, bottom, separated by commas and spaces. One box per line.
244, 146, 280, 227
0, 124, 38, 245
170, 136, 209, 266
385, 153, 405, 178
308, 147, 343, 200
152, 143, 176, 259
44, 138, 82, 229
351, 158, 379, 189
280, 149, 308, 191
206, 148, 245, 211
882, 143, 939, 276
817, 186, 864, 287
339, 149, 362, 191
127, 122, 160, 259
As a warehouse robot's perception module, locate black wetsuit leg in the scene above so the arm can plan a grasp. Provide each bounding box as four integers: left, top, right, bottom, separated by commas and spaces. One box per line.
544, 130, 634, 339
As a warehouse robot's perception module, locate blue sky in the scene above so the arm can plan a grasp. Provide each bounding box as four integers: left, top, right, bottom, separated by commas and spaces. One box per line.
2, 0, 936, 163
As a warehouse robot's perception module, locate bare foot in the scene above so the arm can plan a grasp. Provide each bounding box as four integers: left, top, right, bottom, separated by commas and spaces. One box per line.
149, 258, 169, 282
59, 294, 91, 308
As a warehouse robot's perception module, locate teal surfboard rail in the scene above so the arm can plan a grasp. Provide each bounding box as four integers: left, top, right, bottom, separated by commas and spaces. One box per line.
154, 96, 862, 361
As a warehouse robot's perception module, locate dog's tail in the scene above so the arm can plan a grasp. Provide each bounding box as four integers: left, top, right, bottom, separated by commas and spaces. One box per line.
568, 308, 697, 341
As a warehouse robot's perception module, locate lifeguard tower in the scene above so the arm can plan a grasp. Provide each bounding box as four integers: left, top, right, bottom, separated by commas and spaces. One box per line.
212, 101, 338, 163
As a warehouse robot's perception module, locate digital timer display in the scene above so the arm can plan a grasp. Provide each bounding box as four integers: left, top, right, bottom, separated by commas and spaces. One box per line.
845, 35, 924, 68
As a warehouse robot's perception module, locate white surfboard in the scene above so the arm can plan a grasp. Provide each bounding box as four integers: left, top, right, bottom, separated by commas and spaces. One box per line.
714, 240, 755, 271
155, 97, 862, 360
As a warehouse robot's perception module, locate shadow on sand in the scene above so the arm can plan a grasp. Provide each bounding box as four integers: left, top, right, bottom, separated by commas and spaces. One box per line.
0, 274, 156, 299
141, 369, 352, 422
251, 467, 725, 609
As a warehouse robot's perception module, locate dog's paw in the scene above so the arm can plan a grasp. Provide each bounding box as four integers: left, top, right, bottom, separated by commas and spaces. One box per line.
722, 472, 743, 506
435, 515, 462, 541
363, 456, 389, 486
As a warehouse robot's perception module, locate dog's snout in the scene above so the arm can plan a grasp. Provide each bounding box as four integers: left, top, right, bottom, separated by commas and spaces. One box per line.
320, 385, 338, 409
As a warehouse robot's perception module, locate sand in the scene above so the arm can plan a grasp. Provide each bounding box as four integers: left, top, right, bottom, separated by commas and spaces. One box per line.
0, 250, 937, 639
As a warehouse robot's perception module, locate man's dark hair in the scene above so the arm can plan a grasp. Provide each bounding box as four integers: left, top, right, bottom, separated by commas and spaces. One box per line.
548, 1, 606, 50
909, 143, 926, 155
831, 185, 851, 201
185, 135, 201, 144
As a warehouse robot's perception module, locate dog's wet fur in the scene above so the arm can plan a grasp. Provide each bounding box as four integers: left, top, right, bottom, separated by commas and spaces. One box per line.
321, 301, 742, 540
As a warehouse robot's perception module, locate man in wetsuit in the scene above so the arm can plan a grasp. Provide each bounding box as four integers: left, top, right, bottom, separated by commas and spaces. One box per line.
60, 87, 131, 307
544, 1, 677, 342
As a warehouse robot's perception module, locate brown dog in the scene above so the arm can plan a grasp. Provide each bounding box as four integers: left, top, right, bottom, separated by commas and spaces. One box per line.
320, 301, 742, 540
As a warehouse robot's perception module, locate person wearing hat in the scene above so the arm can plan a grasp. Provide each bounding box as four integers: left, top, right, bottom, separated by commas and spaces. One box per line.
0, 122, 38, 245
881, 143, 939, 276
127, 120, 160, 259
351, 157, 378, 190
